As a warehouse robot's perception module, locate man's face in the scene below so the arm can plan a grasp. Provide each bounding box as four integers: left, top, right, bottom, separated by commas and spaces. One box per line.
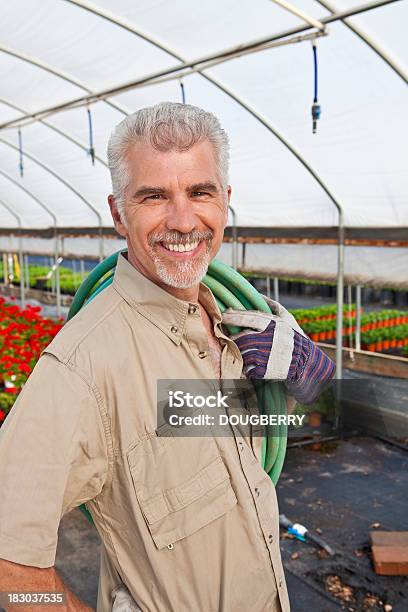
109, 139, 231, 290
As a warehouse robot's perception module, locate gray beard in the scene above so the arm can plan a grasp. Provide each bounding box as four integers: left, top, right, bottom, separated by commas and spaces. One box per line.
153, 257, 210, 288
149, 242, 212, 288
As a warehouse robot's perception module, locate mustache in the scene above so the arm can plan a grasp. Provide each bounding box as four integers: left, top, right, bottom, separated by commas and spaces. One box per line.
148, 229, 213, 246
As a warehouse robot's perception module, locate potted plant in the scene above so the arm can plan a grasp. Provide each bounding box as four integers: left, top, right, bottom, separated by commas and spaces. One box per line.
383, 328, 390, 351
308, 322, 320, 342
374, 330, 383, 352
295, 387, 336, 430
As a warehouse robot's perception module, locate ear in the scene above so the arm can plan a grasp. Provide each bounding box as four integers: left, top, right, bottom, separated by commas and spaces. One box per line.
108, 194, 127, 238
224, 185, 232, 226
227, 185, 232, 206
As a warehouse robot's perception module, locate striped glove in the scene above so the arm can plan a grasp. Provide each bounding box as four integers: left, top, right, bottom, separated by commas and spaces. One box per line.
221, 297, 335, 405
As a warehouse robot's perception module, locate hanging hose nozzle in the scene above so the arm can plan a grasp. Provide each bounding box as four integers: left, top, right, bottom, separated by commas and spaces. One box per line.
312, 102, 321, 134
86, 105, 95, 165
311, 40, 321, 134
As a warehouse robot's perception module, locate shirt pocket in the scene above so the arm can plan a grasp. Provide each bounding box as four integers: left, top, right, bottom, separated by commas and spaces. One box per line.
127, 436, 237, 550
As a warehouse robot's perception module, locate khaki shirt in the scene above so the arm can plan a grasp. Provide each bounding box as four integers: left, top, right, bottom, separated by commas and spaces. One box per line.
0, 251, 290, 612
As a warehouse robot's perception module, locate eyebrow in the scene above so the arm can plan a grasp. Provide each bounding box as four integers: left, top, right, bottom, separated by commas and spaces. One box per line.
190, 182, 219, 193
131, 182, 219, 199
132, 186, 166, 199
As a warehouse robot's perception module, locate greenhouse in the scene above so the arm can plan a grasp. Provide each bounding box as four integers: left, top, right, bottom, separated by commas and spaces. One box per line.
0, 0, 407, 610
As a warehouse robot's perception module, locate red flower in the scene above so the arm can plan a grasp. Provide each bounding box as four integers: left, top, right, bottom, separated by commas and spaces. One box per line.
1, 298, 65, 411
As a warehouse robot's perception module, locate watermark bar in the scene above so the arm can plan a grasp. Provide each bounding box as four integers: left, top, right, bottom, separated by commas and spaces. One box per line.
157, 378, 408, 439
0, 592, 66, 606
157, 379, 312, 439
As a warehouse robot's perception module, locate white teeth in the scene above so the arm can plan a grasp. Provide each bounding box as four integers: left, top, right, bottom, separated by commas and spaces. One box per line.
162, 241, 199, 252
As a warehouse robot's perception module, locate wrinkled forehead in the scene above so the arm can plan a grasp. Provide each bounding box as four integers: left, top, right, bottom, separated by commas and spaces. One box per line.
123, 138, 220, 189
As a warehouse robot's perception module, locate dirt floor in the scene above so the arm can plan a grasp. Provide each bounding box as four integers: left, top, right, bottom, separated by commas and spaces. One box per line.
278, 436, 408, 611
10, 436, 405, 612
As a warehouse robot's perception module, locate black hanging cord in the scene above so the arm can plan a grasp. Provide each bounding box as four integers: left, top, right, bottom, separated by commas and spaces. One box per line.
87, 106, 95, 165
18, 128, 24, 177
311, 41, 321, 134
313, 43, 318, 103
180, 80, 186, 104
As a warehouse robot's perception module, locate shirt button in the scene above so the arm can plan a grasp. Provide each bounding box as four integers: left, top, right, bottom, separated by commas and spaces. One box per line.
171, 326, 178, 333
198, 351, 207, 359
255, 487, 260, 497
188, 304, 197, 314
279, 578, 283, 588
238, 441, 244, 451
268, 534, 274, 544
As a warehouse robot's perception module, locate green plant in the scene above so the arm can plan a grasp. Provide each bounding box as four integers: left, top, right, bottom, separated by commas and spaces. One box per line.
294, 386, 337, 419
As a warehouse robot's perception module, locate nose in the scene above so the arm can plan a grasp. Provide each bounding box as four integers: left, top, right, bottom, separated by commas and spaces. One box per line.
165, 193, 197, 234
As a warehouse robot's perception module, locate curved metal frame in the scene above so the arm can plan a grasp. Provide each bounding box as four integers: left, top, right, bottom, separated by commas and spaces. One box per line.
0, 137, 104, 261
0, 198, 20, 228
0, 169, 60, 311
0, 0, 399, 129
0, 45, 129, 118
0, 97, 109, 167
315, 0, 407, 84
0, 168, 57, 228
0, 197, 25, 305
272, 0, 325, 30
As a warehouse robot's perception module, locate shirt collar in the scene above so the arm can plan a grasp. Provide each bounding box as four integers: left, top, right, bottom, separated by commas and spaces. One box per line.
112, 250, 223, 345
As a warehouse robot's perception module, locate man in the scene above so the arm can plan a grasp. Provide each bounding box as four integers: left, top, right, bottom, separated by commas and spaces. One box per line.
0, 102, 334, 611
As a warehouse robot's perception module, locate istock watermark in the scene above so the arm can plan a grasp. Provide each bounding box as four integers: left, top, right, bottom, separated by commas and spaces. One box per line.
166, 411, 306, 428
156, 378, 408, 440
157, 379, 310, 438
168, 389, 229, 409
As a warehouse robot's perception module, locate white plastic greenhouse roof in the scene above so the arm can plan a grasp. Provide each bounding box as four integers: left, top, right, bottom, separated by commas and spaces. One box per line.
0, 0, 407, 232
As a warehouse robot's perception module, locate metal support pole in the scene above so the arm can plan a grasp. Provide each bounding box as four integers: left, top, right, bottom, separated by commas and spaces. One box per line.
54, 233, 61, 318
3, 253, 7, 283
7, 253, 13, 285
347, 285, 354, 359
356, 284, 362, 351
228, 205, 238, 270
72, 258, 78, 290
274, 277, 279, 302
335, 217, 345, 379
99, 228, 104, 263
50, 256, 55, 294
24, 254, 29, 294
0, 199, 24, 306
266, 276, 271, 298
18, 237, 24, 308
56, 264, 61, 318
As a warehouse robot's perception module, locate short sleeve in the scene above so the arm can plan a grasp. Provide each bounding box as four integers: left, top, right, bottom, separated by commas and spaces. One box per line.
0, 353, 110, 568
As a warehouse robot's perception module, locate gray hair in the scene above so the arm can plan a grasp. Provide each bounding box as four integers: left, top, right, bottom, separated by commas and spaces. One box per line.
107, 101, 230, 225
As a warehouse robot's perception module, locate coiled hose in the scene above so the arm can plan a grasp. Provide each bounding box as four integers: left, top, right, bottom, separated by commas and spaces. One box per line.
68, 249, 287, 521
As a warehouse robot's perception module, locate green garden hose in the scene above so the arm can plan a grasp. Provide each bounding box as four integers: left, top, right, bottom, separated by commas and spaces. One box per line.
68, 249, 287, 521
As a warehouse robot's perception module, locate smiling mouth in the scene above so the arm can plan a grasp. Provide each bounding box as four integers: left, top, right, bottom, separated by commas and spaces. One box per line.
157, 239, 205, 257
161, 240, 199, 252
